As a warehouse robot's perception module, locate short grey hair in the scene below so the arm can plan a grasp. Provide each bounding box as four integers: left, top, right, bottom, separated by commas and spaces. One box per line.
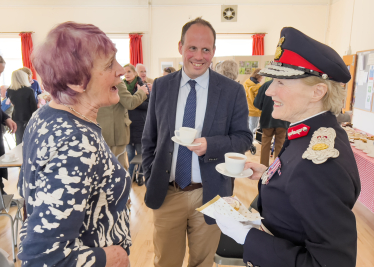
215, 60, 239, 80
135, 63, 147, 71
10, 70, 31, 90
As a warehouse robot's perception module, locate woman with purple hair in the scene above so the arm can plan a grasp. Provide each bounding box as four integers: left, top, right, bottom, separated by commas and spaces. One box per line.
17, 22, 131, 267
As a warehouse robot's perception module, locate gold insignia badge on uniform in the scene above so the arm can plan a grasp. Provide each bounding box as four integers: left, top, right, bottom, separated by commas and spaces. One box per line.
274, 36, 285, 60
302, 127, 339, 164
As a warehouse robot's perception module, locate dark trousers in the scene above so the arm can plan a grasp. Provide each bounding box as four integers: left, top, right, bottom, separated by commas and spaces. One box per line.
15, 121, 28, 145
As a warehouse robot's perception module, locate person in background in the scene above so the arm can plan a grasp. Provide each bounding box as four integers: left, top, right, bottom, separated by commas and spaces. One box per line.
215, 60, 238, 80
244, 68, 263, 134
136, 63, 153, 92
124, 63, 149, 186
6, 70, 37, 145
18, 21, 132, 267
0, 56, 17, 195
254, 80, 290, 166
1, 85, 13, 117
163, 66, 176, 76
142, 17, 252, 267
97, 79, 148, 169
215, 27, 361, 267
19, 67, 42, 103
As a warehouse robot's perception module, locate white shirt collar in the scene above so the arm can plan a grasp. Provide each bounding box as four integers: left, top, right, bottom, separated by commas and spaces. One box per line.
180, 67, 209, 89
290, 110, 329, 126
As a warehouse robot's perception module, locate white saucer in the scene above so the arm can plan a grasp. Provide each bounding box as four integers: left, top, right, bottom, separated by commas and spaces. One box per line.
215, 163, 253, 178
171, 136, 201, 147
1, 157, 19, 163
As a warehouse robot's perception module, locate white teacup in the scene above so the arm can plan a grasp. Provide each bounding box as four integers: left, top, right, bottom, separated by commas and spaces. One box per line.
225, 153, 247, 175
4, 153, 15, 161
175, 127, 197, 144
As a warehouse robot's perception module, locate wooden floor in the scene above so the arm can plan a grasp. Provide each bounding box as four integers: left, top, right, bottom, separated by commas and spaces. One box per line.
1, 142, 374, 266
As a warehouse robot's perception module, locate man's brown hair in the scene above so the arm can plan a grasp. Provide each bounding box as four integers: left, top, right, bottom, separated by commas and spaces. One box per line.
180, 17, 216, 48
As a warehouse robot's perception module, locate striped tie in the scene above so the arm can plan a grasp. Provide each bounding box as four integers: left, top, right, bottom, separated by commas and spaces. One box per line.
175, 80, 197, 189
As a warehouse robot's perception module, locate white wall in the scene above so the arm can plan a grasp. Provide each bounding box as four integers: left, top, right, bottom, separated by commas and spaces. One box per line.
327, 0, 374, 134
0, 5, 150, 73
150, 4, 329, 77
0, 3, 329, 78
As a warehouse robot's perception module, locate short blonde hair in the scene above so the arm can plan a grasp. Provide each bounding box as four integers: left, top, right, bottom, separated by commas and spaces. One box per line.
10, 70, 31, 90
216, 60, 238, 80
19, 67, 32, 76
301, 76, 346, 115
124, 63, 136, 73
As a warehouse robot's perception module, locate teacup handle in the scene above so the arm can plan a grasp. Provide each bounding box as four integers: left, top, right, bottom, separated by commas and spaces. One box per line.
175, 130, 180, 138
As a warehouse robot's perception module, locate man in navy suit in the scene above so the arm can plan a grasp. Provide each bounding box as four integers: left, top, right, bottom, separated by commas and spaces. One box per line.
142, 17, 252, 267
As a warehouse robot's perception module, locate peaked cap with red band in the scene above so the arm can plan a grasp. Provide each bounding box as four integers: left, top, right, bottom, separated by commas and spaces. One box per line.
260, 27, 351, 83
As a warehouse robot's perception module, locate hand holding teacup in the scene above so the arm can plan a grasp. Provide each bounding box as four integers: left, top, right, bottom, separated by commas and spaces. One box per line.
243, 162, 267, 180
187, 137, 207, 156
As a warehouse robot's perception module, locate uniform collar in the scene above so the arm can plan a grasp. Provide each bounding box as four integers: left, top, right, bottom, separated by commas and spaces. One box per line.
181, 67, 209, 89
290, 110, 329, 127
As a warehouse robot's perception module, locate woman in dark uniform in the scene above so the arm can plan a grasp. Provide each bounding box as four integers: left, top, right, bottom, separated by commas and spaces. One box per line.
215, 27, 361, 267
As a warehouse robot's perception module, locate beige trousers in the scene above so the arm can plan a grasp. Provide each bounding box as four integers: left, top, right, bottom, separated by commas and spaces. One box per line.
153, 186, 221, 267
260, 127, 287, 167
109, 145, 129, 170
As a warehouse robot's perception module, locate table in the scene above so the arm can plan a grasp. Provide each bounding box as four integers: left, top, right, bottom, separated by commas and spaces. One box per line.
352, 145, 374, 213
0, 143, 23, 168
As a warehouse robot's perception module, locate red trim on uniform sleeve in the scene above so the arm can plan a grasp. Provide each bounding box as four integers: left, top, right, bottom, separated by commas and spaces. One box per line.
275, 49, 323, 73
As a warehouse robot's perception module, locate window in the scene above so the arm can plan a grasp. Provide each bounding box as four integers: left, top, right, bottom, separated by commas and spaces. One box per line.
215, 38, 252, 57
0, 38, 23, 87
110, 38, 130, 67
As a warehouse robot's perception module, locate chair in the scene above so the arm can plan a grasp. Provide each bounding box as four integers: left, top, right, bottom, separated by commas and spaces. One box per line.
0, 191, 16, 262
214, 195, 259, 267
11, 198, 25, 248
129, 154, 143, 182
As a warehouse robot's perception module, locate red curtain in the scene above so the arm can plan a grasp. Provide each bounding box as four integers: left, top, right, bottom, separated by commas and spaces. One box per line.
129, 34, 143, 66
19, 32, 37, 79
252, 34, 265, 56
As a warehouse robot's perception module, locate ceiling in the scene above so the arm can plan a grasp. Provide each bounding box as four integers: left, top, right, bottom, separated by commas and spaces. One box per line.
0, 0, 342, 7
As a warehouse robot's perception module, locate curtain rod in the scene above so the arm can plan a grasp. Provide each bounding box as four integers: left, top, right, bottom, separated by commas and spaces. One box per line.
217, 32, 267, 35
0, 31, 34, 33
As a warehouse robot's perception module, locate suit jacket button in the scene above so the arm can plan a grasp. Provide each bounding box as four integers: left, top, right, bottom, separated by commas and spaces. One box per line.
166, 170, 169, 173
169, 152, 172, 155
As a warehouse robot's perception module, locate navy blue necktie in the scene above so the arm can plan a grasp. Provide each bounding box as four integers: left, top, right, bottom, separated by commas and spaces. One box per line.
175, 80, 197, 189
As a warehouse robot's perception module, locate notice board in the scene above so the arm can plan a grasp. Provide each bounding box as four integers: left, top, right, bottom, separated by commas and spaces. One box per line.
353, 50, 374, 112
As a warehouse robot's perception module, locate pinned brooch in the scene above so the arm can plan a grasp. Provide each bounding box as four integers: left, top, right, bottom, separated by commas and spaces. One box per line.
302, 127, 339, 164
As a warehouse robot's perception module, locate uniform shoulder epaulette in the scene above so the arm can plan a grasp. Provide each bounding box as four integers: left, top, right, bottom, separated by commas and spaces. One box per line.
302, 127, 339, 164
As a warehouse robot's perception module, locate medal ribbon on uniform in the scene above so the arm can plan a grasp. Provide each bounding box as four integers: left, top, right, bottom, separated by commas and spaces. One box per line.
261, 157, 282, 185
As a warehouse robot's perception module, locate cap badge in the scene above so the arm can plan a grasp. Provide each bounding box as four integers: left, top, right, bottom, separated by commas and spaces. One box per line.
302, 127, 339, 164
287, 123, 310, 140
274, 36, 285, 60
322, 74, 328, 79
